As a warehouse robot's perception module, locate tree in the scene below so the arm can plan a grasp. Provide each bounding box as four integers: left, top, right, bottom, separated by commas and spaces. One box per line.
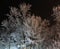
50, 5, 60, 49
0, 3, 60, 49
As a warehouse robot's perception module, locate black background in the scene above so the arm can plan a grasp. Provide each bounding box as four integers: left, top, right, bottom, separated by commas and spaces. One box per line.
0, 0, 60, 24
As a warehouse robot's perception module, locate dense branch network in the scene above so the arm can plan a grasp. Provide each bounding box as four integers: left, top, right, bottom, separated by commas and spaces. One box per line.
0, 3, 60, 49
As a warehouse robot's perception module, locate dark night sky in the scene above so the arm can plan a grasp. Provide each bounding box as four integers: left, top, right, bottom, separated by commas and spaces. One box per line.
0, 0, 60, 23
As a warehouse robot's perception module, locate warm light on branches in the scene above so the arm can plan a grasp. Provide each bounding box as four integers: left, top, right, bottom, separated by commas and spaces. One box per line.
0, 3, 60, 49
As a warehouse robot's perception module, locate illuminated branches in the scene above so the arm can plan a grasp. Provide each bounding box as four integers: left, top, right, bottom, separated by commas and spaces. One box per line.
0, 3, 50, 49
50, 5, 60, 49
0, 3, 60, 49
